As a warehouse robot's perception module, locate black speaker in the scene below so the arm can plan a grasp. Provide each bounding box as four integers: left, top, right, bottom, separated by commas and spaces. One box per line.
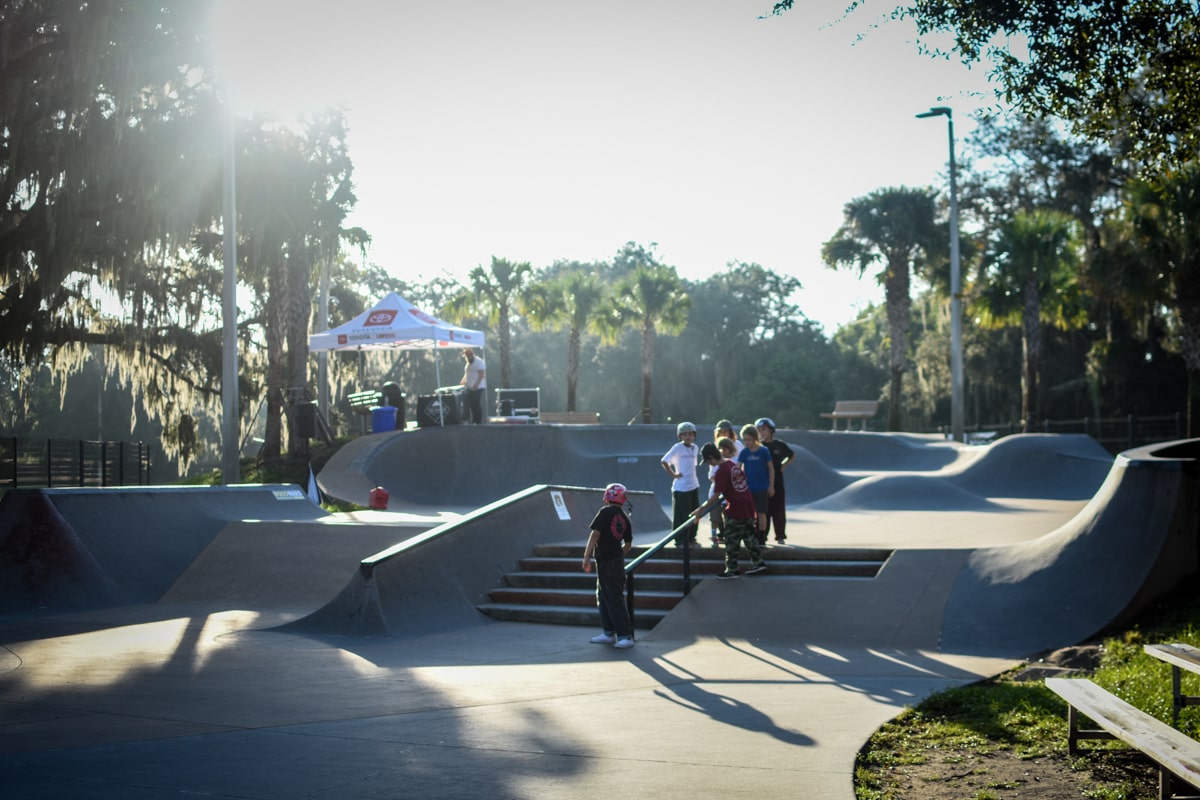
418, 394, 460, 427
295, 402, 316, 438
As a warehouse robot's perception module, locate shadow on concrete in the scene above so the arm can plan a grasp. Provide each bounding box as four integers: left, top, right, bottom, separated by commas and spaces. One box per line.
0, 608, 593, 798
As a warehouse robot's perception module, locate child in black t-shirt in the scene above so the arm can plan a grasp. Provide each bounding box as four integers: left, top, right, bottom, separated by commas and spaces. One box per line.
582, 483, 635, 648
756, 417, 795, 544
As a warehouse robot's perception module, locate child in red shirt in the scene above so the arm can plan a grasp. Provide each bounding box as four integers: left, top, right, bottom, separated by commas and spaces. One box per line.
695, 440, 767, 579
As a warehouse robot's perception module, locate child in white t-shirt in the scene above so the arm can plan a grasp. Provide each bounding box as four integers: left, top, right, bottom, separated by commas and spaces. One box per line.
661, 421, 700, 547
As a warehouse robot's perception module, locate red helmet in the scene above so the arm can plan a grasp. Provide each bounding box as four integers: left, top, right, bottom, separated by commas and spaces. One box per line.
603, 483, 628, 505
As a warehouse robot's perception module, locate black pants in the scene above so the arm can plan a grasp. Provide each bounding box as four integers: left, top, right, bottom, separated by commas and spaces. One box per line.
464, 388, 485, 424
672, 488, 700, 545
595, 558, 632, 639
766, 488, 787, 540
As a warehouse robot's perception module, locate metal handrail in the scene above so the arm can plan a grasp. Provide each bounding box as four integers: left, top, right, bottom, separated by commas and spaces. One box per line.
624, 494, 723, 631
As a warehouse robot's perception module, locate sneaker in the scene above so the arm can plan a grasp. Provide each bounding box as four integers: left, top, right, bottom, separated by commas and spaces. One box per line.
613, 638, 635, 649
590, 633, 616, 644
775, 537, 787, 544
745, 563, 767, 575
716, 570, 739, 580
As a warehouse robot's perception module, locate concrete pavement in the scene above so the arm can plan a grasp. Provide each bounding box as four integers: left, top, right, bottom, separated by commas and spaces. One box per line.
0, 431, 1196, 798
0, 607, 1016, 799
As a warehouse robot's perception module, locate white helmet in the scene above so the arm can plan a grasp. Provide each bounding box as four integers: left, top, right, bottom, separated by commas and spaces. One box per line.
676, 421, 697, 435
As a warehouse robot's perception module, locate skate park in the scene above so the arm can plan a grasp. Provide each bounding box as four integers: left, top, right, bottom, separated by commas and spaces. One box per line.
0, 426, 1197, 799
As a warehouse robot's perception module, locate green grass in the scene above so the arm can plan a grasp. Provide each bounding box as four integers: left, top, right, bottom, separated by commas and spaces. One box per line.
178, 438, 365, 512
855, 581, 1200, 799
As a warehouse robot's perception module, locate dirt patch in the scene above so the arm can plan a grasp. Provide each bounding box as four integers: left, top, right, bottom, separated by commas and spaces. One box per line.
860, 645, 1168, 799
871, 748, 1158, 799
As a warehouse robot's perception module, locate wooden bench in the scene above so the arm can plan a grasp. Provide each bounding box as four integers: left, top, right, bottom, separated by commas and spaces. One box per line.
1146, 643, 1200, 727
347, 390, 382, 414
820, 400, 880, 431
347, 390, 382, 434
1046, 677, 1200, 799
538, 411, 600, 425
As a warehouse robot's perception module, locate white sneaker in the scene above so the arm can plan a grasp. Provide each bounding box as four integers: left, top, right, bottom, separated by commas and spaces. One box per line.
590, 633, 616, 644
614, 638, 634, 649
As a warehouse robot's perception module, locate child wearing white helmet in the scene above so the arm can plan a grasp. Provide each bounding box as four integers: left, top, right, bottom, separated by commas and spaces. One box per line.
661, 421, 701, 547
582, 483, 635, 648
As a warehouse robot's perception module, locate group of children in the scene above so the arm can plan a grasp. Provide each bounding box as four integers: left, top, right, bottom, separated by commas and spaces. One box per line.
661, 418, 795, 550
584, 418, 795, 648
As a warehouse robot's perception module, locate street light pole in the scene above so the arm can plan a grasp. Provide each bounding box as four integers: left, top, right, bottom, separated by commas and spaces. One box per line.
221, 107, 241, 483
917, 106, 964, 443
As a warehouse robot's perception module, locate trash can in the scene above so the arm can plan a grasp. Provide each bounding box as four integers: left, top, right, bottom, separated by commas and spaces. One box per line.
368, 486, 389, 510
371, 405, 397, 433
381, 382, 406, 428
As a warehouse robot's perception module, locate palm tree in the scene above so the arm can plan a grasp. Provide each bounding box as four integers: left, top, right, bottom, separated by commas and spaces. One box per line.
602, 263, 690, 424
822, 187, 940, 431
522, 268, 608, 412
1126, 162, 1200, 436
974, 208, 1084, 430
445, 256, 533, 388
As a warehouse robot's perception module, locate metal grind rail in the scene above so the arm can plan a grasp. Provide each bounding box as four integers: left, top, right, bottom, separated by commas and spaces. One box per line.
624, 494, 723, 631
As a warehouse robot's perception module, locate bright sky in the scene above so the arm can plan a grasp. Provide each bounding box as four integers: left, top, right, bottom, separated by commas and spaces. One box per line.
214, 0, 999, 333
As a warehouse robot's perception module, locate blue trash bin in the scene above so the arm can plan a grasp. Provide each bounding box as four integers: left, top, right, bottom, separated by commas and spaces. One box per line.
371, 405, 397, 433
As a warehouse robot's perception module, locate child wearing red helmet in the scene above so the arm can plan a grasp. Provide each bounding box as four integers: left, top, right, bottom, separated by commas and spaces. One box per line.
582, 483, 635, 648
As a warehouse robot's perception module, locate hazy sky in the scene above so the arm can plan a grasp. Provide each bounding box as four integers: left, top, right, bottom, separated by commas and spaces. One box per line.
216, 1, 1000, 333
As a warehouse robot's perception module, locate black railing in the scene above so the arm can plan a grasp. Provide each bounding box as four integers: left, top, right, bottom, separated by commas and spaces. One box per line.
624, 495, 723, 631
0, 438, 153, 489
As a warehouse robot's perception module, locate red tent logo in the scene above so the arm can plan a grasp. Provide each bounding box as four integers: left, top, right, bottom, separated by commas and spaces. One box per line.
408, 308, 438, 325
365, 309, 398, 326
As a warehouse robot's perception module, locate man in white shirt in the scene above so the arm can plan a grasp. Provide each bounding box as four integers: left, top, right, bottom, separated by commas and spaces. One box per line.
459, 348, 486, 424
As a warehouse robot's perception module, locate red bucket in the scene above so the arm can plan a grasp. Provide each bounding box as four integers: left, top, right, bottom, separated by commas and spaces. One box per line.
368, 486, 389, 510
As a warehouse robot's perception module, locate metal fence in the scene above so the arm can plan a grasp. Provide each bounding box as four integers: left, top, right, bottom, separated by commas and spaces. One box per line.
0, 438, 153, 489
963, 414, 1187, 454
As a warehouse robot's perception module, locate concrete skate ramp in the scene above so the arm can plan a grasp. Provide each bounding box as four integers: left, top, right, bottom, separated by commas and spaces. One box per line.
0, 485, 329, 613
281, 485, 671, 638
781, 446, 854, 504
940, 439, 1199, 655
651, 439, 1198, 656
786, 430, 968, 472
319, 425, 677, 508
807, 474, 1004, 512
317, 426, 968, 510
801, 433, 1111, 512
944, 433, 1114, 500
159, 521, 412, 612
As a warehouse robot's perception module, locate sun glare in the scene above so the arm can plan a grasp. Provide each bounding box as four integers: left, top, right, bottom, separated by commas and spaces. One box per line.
211, 0, 350, 119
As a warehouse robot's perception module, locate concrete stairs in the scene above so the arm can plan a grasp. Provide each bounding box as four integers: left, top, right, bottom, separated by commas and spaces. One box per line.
477, 542, 893, 629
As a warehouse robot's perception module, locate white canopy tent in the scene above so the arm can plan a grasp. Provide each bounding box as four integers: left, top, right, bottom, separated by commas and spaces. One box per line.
308, 292, 486, 423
